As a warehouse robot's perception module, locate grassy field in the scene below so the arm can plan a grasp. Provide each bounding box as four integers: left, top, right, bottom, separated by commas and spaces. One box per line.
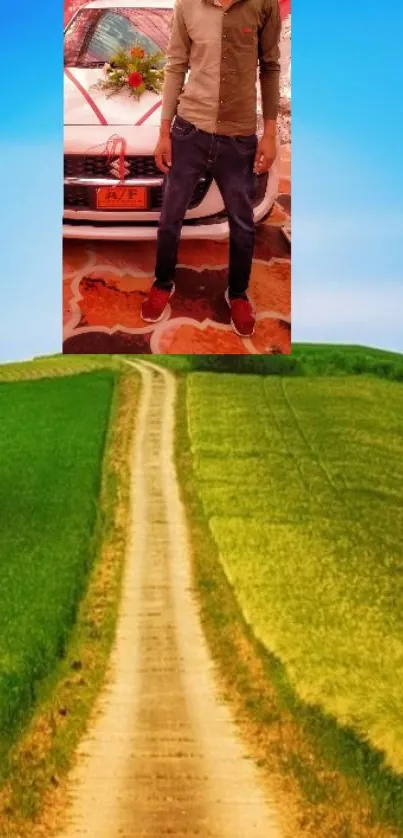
0, 364, 139, 836
180, 367, 403, 832
136, 344, 403, 380
0, 371, 115, 757
2, 347, 403, 834
0, 355, 120, 382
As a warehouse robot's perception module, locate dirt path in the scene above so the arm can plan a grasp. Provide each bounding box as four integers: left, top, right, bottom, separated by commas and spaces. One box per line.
59, 360, 281, 838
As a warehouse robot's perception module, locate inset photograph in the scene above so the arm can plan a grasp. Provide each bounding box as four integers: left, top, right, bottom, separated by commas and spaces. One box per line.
63, 0, 291, 354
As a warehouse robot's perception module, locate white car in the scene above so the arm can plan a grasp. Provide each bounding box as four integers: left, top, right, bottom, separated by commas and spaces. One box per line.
64, 0, 280, 241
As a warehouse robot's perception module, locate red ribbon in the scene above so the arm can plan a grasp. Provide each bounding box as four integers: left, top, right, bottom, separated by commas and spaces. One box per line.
135, 99, 162, 126
83, 98, 163, 177
65, 68, 107, 125
84, 134, 128, 181
105, 135, 128, 181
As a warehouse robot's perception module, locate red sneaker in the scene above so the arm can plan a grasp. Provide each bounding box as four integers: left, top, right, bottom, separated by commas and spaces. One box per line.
141, 284, 175, 323
225, 290, 255, 337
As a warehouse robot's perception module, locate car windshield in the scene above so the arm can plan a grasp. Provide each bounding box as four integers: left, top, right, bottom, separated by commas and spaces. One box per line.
64, 7, 172, 68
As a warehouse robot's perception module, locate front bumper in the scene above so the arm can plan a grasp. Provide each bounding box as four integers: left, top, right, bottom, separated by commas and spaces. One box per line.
63, 155, 279, 241
63, 216, 231, 241
63, 166, 229, 239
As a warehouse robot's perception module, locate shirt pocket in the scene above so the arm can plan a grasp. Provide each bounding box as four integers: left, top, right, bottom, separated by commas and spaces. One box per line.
226, 23, 258, 51
239, 26, 257, 46
224, 23, 258, 77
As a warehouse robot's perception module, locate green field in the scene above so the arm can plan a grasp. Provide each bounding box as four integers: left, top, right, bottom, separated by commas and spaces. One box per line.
139, 343, 403, 380
1, 346, 403, 833
185, 371, 403, 780
0, 355, 118, 381
0, 371, 115, 755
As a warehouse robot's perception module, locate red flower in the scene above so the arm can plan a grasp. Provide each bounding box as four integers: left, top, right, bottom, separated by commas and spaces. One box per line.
128, 71, 144, 89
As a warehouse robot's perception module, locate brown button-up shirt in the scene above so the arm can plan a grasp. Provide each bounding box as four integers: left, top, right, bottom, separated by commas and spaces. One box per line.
161, 0, 281, 137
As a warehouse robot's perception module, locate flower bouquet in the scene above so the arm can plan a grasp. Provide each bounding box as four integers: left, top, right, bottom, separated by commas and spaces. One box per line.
94, 43, 165, 100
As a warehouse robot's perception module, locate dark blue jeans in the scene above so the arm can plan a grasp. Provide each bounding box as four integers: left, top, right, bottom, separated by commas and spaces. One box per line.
154, 116, 257, 299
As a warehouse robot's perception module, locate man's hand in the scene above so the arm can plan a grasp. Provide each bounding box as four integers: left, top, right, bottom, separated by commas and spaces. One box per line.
253, 133, 276, 174
154, 135, 172, 174
154, 122, 172, 174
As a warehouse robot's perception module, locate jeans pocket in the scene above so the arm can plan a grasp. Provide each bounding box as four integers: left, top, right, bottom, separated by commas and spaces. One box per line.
233, 134, 258, 157
172, 116, 198, 140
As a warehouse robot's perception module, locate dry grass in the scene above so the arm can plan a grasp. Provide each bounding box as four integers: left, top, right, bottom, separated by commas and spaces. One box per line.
174, 374, 403, 838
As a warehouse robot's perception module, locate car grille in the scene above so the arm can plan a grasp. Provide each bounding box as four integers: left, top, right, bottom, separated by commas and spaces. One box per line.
64, 177, 211, 212
64, 154, 161, 180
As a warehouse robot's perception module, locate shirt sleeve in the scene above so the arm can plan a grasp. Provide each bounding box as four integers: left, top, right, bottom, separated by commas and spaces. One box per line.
161, 0, 191, 121
258, 0, 281, 121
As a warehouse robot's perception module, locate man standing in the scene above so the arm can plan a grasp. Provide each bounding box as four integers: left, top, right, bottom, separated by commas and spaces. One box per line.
141, 0, 281, 337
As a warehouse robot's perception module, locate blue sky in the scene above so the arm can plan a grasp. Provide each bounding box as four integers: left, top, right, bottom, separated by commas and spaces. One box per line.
0, 0, 402, 360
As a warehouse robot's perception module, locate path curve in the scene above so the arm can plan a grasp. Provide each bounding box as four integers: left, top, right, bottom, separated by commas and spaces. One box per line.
59, 360, 281, 838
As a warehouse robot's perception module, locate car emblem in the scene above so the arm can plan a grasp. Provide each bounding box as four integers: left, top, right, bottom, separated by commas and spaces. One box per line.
109, 157, 130, 179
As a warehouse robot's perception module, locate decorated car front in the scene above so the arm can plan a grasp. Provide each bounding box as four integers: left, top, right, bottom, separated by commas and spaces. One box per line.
63, 0, 279, 240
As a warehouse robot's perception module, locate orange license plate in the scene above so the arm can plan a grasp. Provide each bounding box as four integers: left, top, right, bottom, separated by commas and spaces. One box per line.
96, 186, 148, 210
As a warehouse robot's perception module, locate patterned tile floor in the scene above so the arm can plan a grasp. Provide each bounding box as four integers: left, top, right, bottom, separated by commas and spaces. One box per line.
63, 144, 291, 355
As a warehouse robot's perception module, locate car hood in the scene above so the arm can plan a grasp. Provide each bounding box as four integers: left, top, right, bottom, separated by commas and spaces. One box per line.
64, 67, 163, 127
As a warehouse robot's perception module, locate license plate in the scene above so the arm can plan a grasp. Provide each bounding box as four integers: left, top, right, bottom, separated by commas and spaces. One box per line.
96, 185, 148, 210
